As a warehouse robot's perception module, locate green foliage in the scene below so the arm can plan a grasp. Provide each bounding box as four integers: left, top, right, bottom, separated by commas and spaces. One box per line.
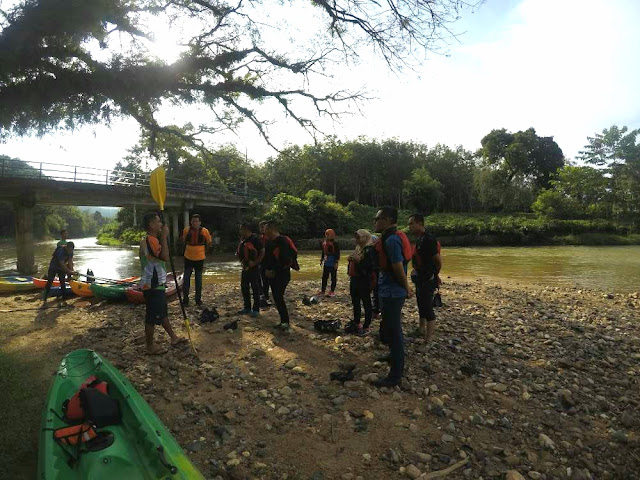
480, 128, 565, 189
403, 167, 441, 213
120, 227, 146, 244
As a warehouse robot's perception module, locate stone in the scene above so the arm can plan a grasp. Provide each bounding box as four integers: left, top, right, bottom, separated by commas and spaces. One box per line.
409, 423, 419, 433
620, 409, 635, 427
441, 434, 454, 443
363, 410, 375, 421
493, 383, 509, 393
505, 471, 526, 480
362, 453, 372, 463
332, 396, 346, 406
414, 452, 432, 463
186, 441, 202, 453
277, 406, 291, 415
258, 389, 269, 399
280, 386, 293, 396
527, 472, 542, 480
538, 433, 555, 450
404, 464, 422, 479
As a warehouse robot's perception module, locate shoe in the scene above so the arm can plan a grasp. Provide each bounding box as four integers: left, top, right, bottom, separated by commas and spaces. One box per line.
237, 309, 251, 315
182, 297, 190, 306
250, 310, 259, 318
275, 322, 290, 331
259, 297, 271, 308
327, 291, 336, 298
316, 290, 325, 296
344, 322, 358, 334
356, 327, 370, 337
373, 377, 401, 388
224, 320, 238, 330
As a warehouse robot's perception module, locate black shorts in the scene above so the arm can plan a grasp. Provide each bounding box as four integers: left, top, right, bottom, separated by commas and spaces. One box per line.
412, 275, 436, 321
144, 288, 167, 325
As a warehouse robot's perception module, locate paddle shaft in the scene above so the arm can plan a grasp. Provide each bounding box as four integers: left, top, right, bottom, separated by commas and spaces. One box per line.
75, 273, 137, 285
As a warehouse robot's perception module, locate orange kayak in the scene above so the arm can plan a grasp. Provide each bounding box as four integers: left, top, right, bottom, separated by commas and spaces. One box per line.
33, 277, 60, 288
125, 273, 183, 304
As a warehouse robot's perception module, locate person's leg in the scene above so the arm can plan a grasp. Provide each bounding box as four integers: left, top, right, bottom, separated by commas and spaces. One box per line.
272, 270, 290, 324
144, 289, 170, 353
361, 281, 373, 329
260, 266, 270, 300
415, 280, 426, 335
424, 285, 436, 342
350, 278, 361, 326
386, 297, 405, 381
59, 270, 68, 303
321, 266, 329, 293
42, 268, 56, 304
330, 267, 337, 293
161, 317, 180, 343
194, 260, 204, 304
379, 296, 391, 345
372, 276, 380, 316
240, 270, 251, 311
182, 259, 193, 303
249, 269, 261, 314
145, 323, 155, 351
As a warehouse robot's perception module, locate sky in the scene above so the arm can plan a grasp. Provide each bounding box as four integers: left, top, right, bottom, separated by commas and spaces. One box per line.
1, 0, 639, 170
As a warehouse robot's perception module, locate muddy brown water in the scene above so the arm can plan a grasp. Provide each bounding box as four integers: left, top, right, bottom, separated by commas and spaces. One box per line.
1, 238, 639, 292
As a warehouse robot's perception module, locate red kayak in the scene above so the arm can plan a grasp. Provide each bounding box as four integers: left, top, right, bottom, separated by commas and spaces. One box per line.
33, 277, 60, 288
125, 273, 184, 304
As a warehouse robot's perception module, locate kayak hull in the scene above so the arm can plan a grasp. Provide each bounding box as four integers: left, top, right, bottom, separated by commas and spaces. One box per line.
69, 280, 94, 297
90, 277, 138, 301
38, 349, 204, 480
125, 274, 184, 304
0, 275, 37, 292
33, 277, 61, 289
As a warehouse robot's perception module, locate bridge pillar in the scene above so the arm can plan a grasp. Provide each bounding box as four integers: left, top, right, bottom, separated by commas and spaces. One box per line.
183, 209, 190, 230
14, 201, 36, 274
171, 211, 179, 254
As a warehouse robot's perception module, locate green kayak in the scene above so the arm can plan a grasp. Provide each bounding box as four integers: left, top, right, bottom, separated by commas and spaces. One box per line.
90, 283, 128, 301
38, 349, 204, 480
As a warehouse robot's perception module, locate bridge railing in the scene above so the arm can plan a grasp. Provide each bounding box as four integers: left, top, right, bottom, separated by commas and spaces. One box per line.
0, 158, 266, 200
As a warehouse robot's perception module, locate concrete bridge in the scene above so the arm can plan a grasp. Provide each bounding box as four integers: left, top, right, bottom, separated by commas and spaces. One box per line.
0, 158, 263, 274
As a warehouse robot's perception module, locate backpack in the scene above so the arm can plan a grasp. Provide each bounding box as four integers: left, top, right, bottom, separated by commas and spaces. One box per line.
62, 376, 121, 427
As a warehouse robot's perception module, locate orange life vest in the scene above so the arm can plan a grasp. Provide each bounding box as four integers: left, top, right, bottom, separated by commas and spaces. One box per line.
322, 240, 336, 256
185, 227, 206, 246
273, 236, 300, 271
375, 229, 412, 272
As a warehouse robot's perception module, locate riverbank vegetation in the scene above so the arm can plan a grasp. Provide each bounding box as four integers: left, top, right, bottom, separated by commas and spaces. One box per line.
100, 124, 640, 247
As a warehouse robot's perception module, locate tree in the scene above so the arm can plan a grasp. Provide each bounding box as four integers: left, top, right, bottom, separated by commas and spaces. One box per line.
480, 128, 565, 189
263, 146, 320, 197
0, 0, 479, 149
403, 167, 441, 213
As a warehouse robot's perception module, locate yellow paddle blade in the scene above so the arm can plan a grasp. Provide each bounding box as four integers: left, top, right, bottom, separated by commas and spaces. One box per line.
150, 167, 166, 210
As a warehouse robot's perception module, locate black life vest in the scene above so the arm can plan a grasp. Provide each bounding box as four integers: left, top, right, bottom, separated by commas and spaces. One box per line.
184, 227, 206, 246
273, 236, 300, 271
237, 236, 259, 263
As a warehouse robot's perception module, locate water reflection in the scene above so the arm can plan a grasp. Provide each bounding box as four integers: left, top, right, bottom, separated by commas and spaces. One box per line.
1, 238, 639, 292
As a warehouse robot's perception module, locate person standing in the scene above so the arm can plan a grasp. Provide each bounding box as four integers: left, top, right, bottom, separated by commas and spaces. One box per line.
56, 229, 69, 247
140, 212, 185, 355
263, 220, 295, 331
41, 242, 77, 308
318, 228, 340, 297
180, 214, 212, 306
258, 221, 271, 307
345, 229, 377, 336
373, 206, 413, 388
237, 222, 264, 318
408, 214, 442, 343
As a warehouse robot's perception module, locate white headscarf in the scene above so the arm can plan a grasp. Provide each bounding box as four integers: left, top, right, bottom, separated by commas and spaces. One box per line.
354, 229, 373, 255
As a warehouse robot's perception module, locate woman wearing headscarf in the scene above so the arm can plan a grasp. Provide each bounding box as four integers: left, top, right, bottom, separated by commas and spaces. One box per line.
345, 229, 377, 335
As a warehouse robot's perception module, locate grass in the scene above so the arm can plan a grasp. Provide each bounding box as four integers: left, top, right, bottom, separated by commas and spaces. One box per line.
96, 233, 124, 246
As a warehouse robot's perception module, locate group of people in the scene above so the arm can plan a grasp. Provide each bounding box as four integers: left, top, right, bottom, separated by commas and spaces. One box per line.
45, 209, 441, 387
234, 206, 441, 387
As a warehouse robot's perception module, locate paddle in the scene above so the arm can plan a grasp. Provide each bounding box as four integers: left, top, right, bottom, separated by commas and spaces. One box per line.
75, 273, 139, 285
150, 166, 197, 355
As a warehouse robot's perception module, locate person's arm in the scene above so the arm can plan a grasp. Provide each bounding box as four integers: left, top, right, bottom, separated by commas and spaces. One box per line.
58, 257, 75, 274
433, 253, 442, 286
278, 237, 292, 268
159, 226, 170, 262
333, 242, 340, 270
205, 229, 213, 249
320, 246, 325, 265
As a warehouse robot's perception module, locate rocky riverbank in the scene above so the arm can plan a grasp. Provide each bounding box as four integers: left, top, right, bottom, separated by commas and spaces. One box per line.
1, 278, 639, 479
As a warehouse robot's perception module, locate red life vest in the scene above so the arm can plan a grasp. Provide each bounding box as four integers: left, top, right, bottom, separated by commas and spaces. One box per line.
273, 236, 300, 271
322, 240, 336, 256
375, 229, 412, 271
63, 376, 109, 422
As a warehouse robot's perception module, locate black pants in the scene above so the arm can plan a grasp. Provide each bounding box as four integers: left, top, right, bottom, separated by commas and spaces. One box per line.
183, 258, 203, 302
271, 269, 290, 324
321, 265, 337, 292
413, 276, 436, 321
380, 296, 406, 380
350, 277, 372, 328
44, 268, 67, 301
372, 273, 380, 314
241, 268, 261, 312
260, 265, 270, 300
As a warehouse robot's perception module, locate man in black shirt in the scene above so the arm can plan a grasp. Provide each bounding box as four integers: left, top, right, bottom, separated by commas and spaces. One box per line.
408, 214, 442, 343
263, 220, 294, 330
237, 222, 264, 318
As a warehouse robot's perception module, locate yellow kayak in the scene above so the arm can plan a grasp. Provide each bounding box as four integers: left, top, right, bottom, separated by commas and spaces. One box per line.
0, 275, 38, 292
69, 280, 94, 297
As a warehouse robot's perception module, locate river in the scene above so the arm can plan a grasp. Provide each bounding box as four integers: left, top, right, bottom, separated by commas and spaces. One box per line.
1, 238, 639, 292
